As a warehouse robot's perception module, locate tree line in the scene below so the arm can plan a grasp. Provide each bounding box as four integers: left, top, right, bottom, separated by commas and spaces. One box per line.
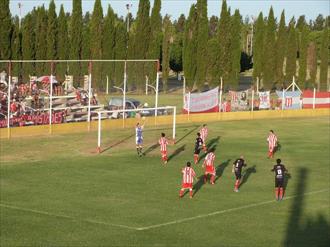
0, 0, 328, 92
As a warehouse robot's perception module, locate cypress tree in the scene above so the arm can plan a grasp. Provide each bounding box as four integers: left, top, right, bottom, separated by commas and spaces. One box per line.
162, 15, 172, 92
11, 17, 22, 76
70, 0, 83, 85
195, 0, 208, 89
206, 37, 218, 87
114, 20, 127, 86
307, 42, 317, 89
298, 25, 309, 89
285, 18, 297, 85
263, 7, 276, 89
134, 0, 151, 90
35, 6, 47, 75
319, 26, 329, 91
147, 0, 162, 83
21, 13, 36, 80
102, 5, 116, 85
274, 11, 287, 87
217, 0, 231, 83
228, 9, 242, 89
90, 0, 103, 89
252, 13, 264, 86
183, 4, 198, 90
81, 12, 91, 73
0, 0, 11, 61
47, 0, 57, 61
57, 5, 69, 81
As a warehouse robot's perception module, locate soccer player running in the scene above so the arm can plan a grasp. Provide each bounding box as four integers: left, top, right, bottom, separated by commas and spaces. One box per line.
194, 133, 204, 164
158, 133, 169, 164
135, 122, 144, 157
267, 130, 278, 158
202, 149, 216, 184
271, 159, 288, 201
232, 156, 247, 192
179, 161, 196, 198
199, 124, 208, 152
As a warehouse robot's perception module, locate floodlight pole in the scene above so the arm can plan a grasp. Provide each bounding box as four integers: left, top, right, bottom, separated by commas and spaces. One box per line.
155, 72, 159, 117
219, 77, 223, 112
7, 62, 11, 138
123, 61, 127, 127
97, 112, 101, 153
106, 75, 109, 94
88, 61, 92, 124
49, 62, 54, 133
183, 76, 186, 106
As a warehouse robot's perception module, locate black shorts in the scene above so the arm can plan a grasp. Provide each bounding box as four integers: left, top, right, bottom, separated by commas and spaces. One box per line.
235, 171, 242, 180
275, 178, 284, 188
194, 148, 201, 155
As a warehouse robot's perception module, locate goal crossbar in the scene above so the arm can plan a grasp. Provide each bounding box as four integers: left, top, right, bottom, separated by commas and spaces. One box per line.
93, 106, 177, 153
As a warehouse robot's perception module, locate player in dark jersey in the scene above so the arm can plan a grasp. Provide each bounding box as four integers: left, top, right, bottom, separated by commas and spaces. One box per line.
271, 159, 288, 201
232, 156, 247, 192
194, 133, 204, 164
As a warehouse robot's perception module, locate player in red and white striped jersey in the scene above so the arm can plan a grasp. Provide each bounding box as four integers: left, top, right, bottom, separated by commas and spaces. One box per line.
179, 162, 196, 198
267, 130, 278, 158
199, 124, 208, 152
203, 149, 216, 184
158, 133, 169, 164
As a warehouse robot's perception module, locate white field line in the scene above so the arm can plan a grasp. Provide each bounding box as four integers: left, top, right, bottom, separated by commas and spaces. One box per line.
0, 203, 137, 231
0, 189, 328, 231
135, 189, 329, 231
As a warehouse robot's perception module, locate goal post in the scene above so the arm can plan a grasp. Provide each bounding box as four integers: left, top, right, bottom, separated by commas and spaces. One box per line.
94, 106, 176, 153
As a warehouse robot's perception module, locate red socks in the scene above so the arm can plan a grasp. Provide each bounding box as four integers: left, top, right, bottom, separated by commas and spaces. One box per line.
234, 180, 240, 190
279, 188, 284, 199
194, 154, 199, 164
179, 189, 184, 197
275, 188, 279, 200
210, 175, 215, 184
189, 190, 193, 198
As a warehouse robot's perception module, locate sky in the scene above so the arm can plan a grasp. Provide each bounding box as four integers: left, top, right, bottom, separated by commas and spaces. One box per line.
9, 0, 330, 22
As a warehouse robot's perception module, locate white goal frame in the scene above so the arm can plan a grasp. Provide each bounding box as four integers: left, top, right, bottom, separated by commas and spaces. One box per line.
94, 106, 176, 153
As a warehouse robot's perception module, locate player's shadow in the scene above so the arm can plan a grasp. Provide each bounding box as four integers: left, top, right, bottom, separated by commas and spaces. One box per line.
175, 125, 199, 144
207, 136, 221, 150
215, 159, 231, 182
283, 173, 292, 191
193, 175, 206, 197
240, 165, 257, 188
199, 136, 221, 161
168, 145, 185, 162
142, 143, 159, 156
283, 168, 330, 246
101, 134, 135, 153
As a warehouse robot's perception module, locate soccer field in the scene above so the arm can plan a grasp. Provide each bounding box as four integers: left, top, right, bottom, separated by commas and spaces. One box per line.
0, 116, 329, 247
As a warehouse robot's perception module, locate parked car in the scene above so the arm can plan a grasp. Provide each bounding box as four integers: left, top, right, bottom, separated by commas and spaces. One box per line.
107, 97, 168, 119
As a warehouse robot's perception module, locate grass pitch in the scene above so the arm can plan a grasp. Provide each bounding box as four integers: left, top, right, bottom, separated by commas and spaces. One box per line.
0, 116, 329, 247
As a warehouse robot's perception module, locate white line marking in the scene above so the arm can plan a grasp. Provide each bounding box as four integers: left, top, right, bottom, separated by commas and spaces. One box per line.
136, 189, 329, 231
0, 189, 328, 231
0, 203, 138, 230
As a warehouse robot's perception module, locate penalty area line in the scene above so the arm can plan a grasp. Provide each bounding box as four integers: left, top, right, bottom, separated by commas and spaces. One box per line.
136, 189, 329, 231
0, 189, 328, 231
0, 203, 138, 231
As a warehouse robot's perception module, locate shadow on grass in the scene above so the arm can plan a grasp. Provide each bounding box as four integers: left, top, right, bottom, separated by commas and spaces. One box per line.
193, 175, 206, 197
175, 125, 199, 144
215, 159, 231, 182
283, 167, 330, 247
168, 145, 186, 162
142, 143, 159, 156
239, 165, 257, 188
199, 136, 221, 161
101, 134, 135, 153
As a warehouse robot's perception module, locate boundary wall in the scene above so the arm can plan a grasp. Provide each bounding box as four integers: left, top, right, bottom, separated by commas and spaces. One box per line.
1, 108, 329, 139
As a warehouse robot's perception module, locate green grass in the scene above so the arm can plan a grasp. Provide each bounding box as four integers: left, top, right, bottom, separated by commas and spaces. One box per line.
0, 116, 329, 247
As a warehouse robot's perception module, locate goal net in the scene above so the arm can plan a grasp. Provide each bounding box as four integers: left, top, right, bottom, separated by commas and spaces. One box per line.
93, 106, 177, 153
